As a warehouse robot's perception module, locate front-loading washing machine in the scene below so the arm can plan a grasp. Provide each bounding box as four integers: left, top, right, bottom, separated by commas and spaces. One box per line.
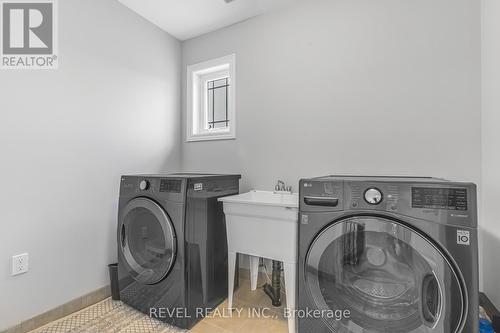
298, 176, 478, 333
117, 173, 240, 329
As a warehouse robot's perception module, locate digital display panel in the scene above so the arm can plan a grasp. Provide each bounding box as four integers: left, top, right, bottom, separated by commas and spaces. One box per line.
159, 179, 182, 193
412, 187, 467, 211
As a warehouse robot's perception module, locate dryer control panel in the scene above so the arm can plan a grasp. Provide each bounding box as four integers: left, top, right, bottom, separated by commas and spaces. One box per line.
119, 176, 187, 203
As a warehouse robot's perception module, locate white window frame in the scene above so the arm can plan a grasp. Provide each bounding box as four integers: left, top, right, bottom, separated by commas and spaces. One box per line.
186, 54, 236, 142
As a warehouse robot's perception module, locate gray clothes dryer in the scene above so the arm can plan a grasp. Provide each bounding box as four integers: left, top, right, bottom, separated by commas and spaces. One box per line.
117, 173, 240, 329
298, 176, 479, 333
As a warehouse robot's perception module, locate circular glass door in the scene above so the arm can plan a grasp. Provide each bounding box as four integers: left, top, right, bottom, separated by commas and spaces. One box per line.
305, 216, 465, 333
119, 198, 177, 285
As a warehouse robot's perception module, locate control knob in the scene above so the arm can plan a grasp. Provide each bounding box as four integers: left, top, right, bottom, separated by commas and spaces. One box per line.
139, 180, 150, 191
364, 188, 383, 205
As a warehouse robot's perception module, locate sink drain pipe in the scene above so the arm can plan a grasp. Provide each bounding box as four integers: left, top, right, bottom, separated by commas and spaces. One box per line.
263, 260, 282, 307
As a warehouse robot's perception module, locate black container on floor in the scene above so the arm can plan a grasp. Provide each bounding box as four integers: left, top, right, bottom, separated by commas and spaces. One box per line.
108, 263, 120, 300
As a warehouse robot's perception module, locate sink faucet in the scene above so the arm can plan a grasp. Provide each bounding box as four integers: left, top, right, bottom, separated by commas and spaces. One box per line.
275, 180, 292, 193
277, 180, 285, 191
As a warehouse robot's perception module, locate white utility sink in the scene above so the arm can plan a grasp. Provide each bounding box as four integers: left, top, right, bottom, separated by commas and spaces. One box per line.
220, 190, 299, 208
219, 190, 299, 263
219, 190, 299, 333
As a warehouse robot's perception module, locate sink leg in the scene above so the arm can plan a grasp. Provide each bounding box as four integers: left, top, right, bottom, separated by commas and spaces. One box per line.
249, 255, 260, 291
228, 251, 237, 310
284, 262, 297, 333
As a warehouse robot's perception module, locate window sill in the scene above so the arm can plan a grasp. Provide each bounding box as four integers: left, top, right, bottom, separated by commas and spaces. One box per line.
186, 133, 236, 142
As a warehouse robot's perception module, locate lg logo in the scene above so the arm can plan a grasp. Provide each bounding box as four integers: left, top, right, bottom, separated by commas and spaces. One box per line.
1, 0, 58, 69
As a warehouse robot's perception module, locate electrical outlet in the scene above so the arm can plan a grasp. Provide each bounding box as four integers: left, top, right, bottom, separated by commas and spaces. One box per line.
12, 253, 29, 276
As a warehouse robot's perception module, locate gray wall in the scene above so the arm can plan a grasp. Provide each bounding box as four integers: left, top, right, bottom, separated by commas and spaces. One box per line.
481, 0, 500, 308
0, 0, 181, 329
181, 0, 482, 194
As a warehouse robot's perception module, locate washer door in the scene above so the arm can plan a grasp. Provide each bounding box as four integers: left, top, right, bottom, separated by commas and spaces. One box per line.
119, 198, 177, 285
305, 216, 465, 333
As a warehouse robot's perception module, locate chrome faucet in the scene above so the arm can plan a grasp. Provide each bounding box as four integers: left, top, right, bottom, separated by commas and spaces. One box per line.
277, 180, 285, 191
275, 180, 292, 194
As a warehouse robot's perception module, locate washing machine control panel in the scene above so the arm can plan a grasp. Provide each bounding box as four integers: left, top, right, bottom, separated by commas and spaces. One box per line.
411, 187, 468, 211
300, 177, 477, 227
347, 182, 399, 212
346, 181, 475, 227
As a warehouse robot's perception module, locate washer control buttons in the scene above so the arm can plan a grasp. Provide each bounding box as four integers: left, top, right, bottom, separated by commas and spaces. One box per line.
364, 188, 383, 205
139, 180, 150, 191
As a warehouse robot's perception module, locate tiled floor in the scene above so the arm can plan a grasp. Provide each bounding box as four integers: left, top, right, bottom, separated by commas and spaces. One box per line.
192, 277, 288, 333
29, 275, 288, 333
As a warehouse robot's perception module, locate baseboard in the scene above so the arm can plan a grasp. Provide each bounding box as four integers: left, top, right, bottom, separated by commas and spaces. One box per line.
1, 285, 111, 333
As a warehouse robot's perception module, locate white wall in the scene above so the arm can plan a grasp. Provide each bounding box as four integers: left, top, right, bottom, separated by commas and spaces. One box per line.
481, 0, 500, 308
181, 0, 482, 193
0, 0, 181, 330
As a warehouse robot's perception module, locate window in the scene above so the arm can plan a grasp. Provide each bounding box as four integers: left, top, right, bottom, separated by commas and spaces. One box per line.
187, 54, 236, 142
207, 78, 230, 130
